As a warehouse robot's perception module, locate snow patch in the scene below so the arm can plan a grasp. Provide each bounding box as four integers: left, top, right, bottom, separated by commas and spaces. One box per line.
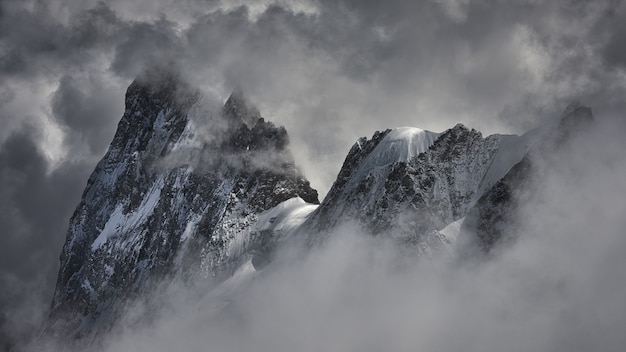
91, 177, 165, 251
359, 127, 440, 174
181, 214, 202, 242
476, 127, 543, 198
438, 217, 464, 243
255, 197, 318, 237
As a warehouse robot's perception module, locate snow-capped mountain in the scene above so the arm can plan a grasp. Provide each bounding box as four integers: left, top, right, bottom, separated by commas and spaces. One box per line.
43, 69, 318, 342
43, 69, 593, 347
461, 104, 594, 254
300, 123, 535, 255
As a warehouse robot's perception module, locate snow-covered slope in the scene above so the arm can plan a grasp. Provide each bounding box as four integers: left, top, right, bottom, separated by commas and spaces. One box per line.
461, 104, 595, 253
301, 123, 531, 254
357, 127, 440, 174
301, 106, 589, 256
43, 69, 319, 343
44, 67, 594, 348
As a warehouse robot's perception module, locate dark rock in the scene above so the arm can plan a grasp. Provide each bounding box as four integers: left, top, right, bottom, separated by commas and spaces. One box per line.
44, 70, 318, 343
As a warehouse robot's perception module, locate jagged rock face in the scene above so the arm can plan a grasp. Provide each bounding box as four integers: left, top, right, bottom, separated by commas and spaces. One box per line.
223, 88, 262, 129
464, 155, 534, 253
45, 71, 318, 340
303, 124, 505, 252
45, 66, 593, 347
466, 104, 594, 253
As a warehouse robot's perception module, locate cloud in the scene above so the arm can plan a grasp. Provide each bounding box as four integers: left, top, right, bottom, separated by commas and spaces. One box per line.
1, 0, 625, 349
0, 126, 91, 350
51, 74, 122, 158
56, 115, 623, 352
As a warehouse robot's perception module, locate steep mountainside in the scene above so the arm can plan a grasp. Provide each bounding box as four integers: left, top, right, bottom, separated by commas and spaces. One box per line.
44, 70, 318, 341
462, 104, 594, 253
302, 124, 532, 254
43, 69, 593, 347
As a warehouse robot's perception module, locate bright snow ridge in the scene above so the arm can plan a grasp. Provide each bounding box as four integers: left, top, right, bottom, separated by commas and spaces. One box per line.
254, 197, 318, 237
361, 127, 440, 171
91, 177, 165, 251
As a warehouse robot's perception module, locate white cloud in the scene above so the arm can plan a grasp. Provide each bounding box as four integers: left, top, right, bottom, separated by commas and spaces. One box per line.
2, 0, 626, 349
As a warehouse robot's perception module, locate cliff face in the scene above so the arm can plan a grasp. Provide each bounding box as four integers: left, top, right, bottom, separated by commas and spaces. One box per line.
44, 69, 594, 347
301, 124, 531, 255
45, 70, 318, 341
464, 104, 594, 254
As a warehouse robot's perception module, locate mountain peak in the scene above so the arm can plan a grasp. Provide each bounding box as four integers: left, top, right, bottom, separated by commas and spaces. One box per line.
560, 102, 593, 129
44, 75, 320, 343
124, 67, 199, 131
562, 101, 583, 115
453, 122, 468, 129
223, 89, 261, 128
550, 103, 594, 146
129, 65, 196, 100
363, 127, 440, 168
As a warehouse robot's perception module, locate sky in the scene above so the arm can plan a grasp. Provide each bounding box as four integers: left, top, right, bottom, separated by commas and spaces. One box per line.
1, 0, 626, 349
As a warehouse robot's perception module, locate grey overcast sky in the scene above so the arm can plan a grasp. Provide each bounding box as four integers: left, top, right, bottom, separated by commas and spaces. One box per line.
1, 0, 625, 349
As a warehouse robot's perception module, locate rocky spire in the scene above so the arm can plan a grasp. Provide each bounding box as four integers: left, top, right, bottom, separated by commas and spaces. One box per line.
559, 102, 594, 135
43, 71, 318, 346
223, 88, 262, 128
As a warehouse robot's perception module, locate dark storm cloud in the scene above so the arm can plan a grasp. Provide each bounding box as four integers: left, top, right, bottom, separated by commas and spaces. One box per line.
94, 113, 626, 352
0, 127, 91, 349
0, 0, 625, 349
110, 16, 184, 78
0, 2, 114, 79
51, 74, 121, 156
602, 6, 626, 69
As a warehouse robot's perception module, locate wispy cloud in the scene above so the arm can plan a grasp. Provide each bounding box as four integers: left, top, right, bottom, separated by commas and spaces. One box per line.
1, 0, 625, 349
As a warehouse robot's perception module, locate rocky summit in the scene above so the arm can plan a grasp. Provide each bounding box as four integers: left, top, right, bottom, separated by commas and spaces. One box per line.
43, 69, 594, 348
44, 69, 318, 342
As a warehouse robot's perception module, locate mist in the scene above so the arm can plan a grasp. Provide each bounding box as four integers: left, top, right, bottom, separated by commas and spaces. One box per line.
2, 0, 626, 350
32, 116, 624, 352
